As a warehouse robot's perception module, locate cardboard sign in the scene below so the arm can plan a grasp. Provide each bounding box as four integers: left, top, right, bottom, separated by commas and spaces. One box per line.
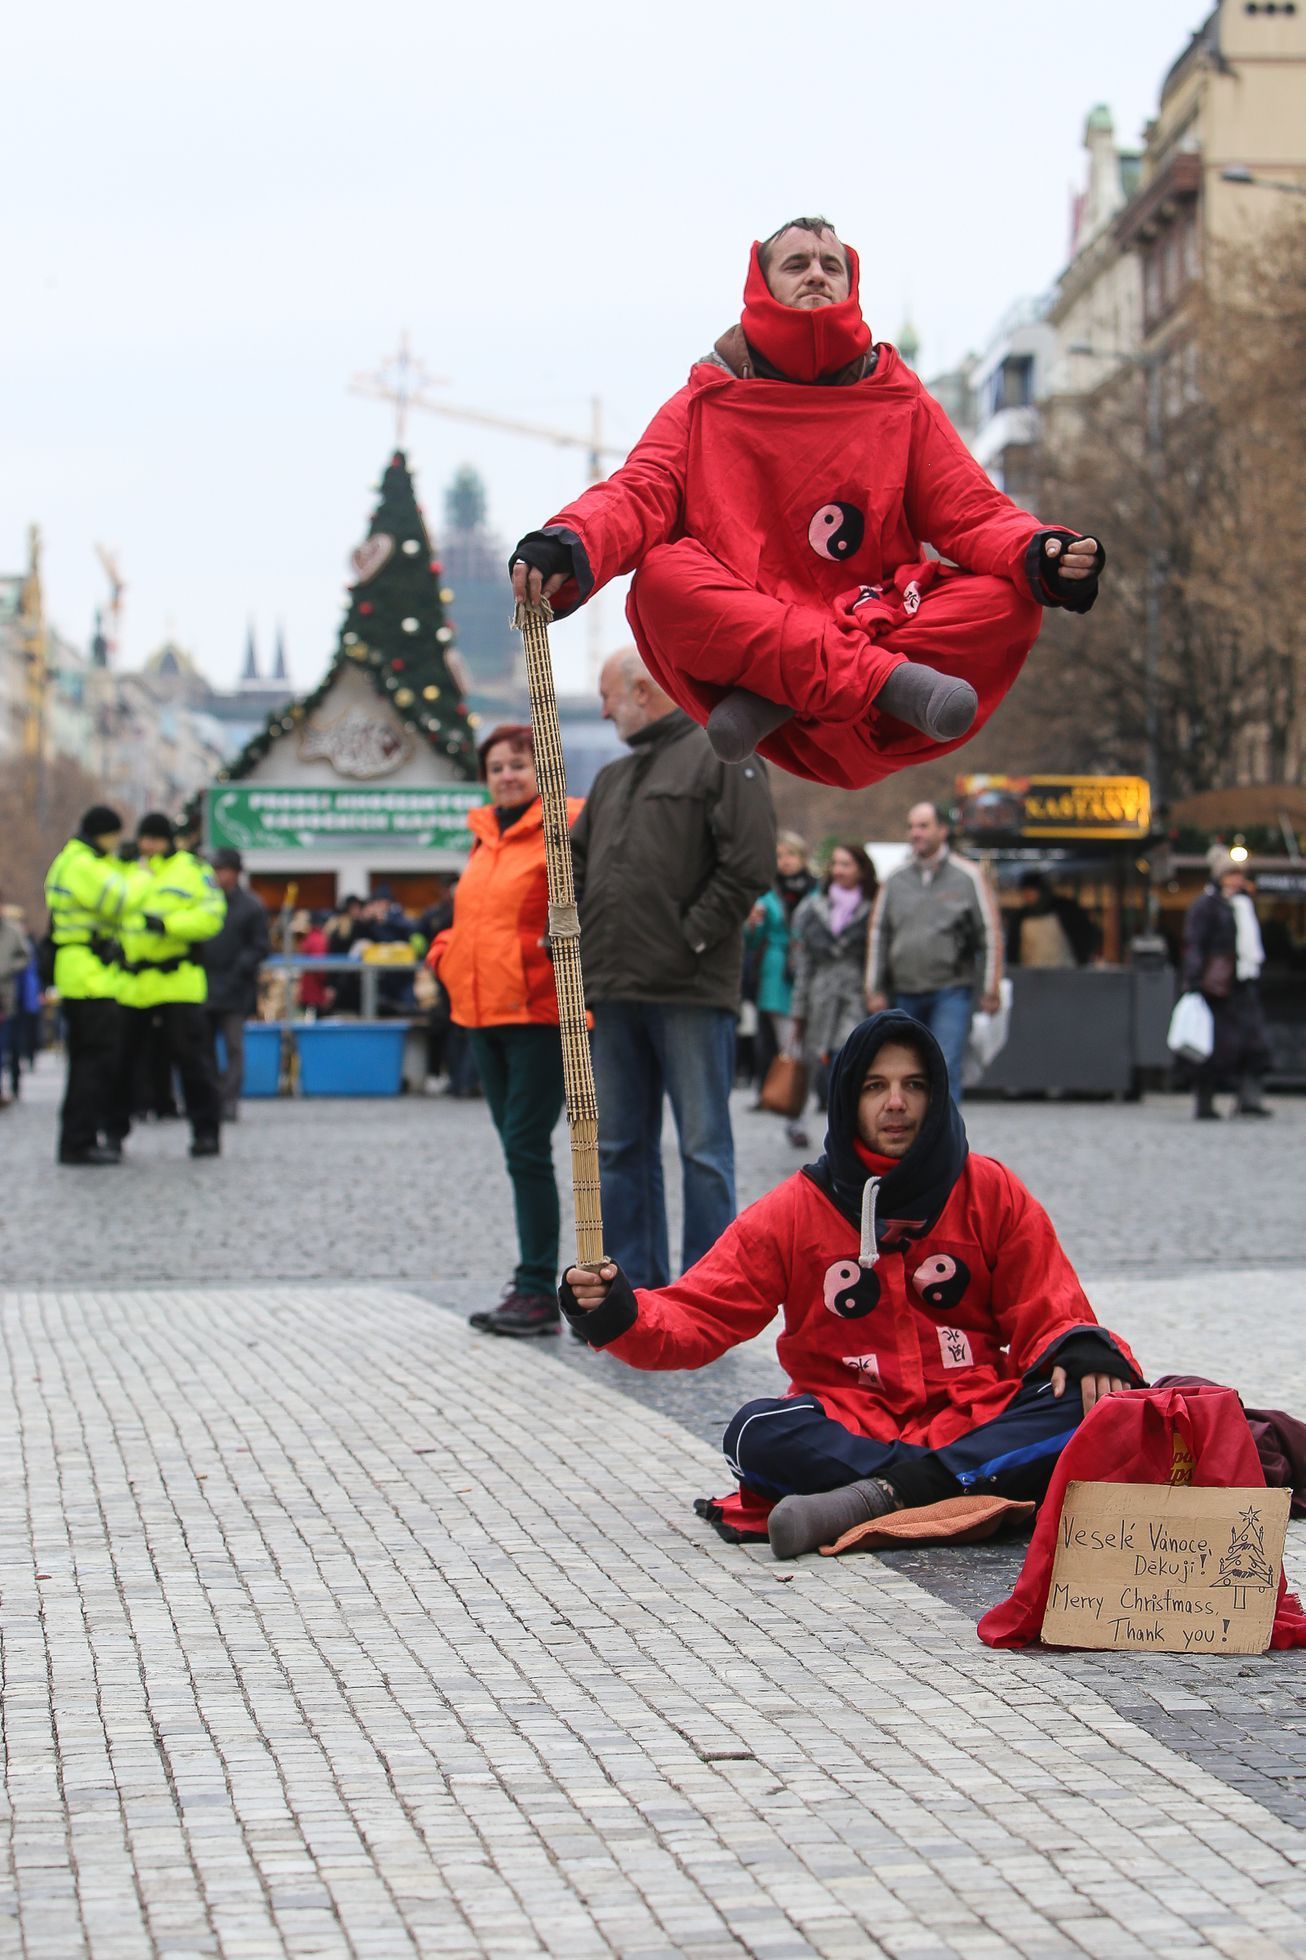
1041, 1482, 1290, 1655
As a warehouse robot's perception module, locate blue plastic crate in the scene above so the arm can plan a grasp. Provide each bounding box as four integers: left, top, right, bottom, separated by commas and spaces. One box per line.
293, 1020, 410, 1097
213, 1022, 285, 1097
241, 1023, 284, 1097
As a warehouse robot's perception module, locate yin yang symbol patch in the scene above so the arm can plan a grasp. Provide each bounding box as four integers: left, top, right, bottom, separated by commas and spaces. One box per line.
912, 1253, 972, 1313
807, 501, 865, 562
822, 1258, 880, 1320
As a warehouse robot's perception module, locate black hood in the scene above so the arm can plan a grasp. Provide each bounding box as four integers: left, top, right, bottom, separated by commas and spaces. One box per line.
803, 1009, 968, 1245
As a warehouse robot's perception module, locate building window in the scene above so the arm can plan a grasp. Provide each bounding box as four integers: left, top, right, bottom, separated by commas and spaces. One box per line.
988, 353, 1035, 419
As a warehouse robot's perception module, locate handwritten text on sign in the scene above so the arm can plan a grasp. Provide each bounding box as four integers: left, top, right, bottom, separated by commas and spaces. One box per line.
1041, 1482, 1290, 1655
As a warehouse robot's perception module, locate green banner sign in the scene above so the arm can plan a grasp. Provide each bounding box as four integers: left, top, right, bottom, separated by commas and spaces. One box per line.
206, 784, 486, 852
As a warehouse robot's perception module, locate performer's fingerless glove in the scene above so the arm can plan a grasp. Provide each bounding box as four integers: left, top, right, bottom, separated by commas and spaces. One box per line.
1026, 529, 1106, 614
1042, 1330, 1142, 1387
508, 531, 576, 584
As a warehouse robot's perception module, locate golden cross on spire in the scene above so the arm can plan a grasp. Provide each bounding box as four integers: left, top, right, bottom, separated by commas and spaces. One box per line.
349, 332, 445, 447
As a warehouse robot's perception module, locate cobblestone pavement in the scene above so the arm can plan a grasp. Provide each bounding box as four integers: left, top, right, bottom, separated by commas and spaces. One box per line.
3, 1065, 1305, 1955
4, 1280, 1306, 1960
4, 1061, 1305, 1289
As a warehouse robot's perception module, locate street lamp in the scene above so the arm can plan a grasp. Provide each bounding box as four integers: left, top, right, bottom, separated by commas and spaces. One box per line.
1220, 165, 1306, 198
1067, 341, 1166, 821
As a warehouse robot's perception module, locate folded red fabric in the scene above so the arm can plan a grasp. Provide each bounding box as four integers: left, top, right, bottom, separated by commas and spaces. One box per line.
977, 1384, 1306, 1649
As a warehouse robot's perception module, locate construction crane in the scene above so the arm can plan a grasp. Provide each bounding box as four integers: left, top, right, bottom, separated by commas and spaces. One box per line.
350, 334, 630, 678
19, 525, 48, 772
94, 544, 125, 665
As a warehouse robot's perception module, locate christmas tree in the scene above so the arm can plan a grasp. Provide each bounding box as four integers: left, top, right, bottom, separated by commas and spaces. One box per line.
212, 448, 478, 790
1214, 1506, 1276, 1611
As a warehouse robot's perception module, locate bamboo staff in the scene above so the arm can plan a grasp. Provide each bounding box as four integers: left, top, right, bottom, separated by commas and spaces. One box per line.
513, 600, 607, 1268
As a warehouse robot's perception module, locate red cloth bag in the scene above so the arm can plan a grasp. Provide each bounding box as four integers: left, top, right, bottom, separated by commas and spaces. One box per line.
978, 1384, 1306, 1650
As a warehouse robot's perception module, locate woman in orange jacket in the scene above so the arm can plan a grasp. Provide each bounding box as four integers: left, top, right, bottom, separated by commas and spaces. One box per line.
427, 723, 583, 1337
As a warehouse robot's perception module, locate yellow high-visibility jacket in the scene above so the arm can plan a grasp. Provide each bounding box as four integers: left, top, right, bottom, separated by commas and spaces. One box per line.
117, 851, 226, 1009
44, 837, 133, 1001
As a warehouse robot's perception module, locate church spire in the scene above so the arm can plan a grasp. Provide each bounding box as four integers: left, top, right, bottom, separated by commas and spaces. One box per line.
272, 624, 289, 683
241, 620, 260, 683
897, 317, 921, 371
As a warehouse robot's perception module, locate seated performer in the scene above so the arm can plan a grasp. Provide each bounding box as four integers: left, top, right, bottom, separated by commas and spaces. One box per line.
562, 1011, 1142, 1558
510, 216, 1104, 790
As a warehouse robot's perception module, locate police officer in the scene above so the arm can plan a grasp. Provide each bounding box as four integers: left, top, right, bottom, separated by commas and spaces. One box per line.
44, 804, 132, 1165
110, 812, 227, 1158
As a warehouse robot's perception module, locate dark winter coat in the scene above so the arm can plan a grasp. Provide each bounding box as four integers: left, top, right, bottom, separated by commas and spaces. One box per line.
1182, 886, 1271, 1084
788, 888, 873, 1058
569, 709, 776, 1011
200, 884, 270, 1016
1182, 887, 1238, 997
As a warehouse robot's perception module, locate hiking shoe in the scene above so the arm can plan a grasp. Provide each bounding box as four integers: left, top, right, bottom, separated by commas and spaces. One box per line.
470, 1290, 561, 1338
57, 1145, 123, 1167
189, 1135, 221, 1158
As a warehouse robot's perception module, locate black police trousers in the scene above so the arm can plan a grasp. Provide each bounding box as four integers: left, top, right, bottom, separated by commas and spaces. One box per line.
110, 1003, 222, 1144
58, 997, 125, 1157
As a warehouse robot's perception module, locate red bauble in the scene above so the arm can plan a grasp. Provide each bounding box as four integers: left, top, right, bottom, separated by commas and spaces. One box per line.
359, 601, 373, 615
430, 560, 443, 575
391, 658, 405, 671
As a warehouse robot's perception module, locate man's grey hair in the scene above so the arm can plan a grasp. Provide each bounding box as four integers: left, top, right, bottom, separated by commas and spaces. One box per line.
759, 216, 850, 276
606, 646, 649, 688
908, 799, 953, 834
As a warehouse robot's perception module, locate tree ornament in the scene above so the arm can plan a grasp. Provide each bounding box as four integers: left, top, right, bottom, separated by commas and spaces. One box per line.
391, 657, 405, 671
351, 533, 394, 583
343, 631, 358, 645
394, 687, 414, 707
359, 601, 373, 616
422, 684, 440, 700
401, 539, 421, 555
439, 587, 455, 603
401, 617, 419, 633
437, 626, 453, 643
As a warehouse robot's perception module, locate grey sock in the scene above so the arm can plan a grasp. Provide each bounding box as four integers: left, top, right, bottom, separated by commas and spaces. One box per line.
707, 688, 794, 763
875, 662, 978, 740
767, 1476, 900, 1561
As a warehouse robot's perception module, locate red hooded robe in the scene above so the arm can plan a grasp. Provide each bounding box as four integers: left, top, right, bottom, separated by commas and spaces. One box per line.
541, 243, 1076, 789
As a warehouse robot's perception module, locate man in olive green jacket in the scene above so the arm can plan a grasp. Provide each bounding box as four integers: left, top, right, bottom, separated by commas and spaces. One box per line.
44, 804, 132, 1165
110, 811, 226, 1158
570, 651, 776, 1288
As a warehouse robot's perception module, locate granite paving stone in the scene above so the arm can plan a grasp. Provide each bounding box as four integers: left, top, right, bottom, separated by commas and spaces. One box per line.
3, 1065, 1305, 1955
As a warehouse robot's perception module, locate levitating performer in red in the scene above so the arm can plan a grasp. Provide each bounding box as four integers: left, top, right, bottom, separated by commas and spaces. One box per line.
510, 216, 1104, 791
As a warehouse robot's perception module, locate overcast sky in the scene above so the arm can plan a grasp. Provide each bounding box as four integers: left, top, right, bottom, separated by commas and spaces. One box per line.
3, 0, 1207, 697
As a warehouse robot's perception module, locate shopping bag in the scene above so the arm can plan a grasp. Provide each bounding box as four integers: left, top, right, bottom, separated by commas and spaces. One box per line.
759, 1052, 808, 1118
964, 976, 1013, 1084
1167, 990, 1214, 1064
977, 1384, 1306, 1650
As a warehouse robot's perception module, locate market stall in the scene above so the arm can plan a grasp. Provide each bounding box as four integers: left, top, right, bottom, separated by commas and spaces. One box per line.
955, 773, 1174, 1096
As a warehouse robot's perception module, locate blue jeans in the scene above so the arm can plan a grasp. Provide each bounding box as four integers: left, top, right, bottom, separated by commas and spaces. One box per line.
893, 984, 974, 1103
590, 1002, 737, 1289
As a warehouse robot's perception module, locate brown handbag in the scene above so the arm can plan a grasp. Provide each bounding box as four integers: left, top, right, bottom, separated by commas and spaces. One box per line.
1201, 950, 1235, 999
759, 1052, 809, 1118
